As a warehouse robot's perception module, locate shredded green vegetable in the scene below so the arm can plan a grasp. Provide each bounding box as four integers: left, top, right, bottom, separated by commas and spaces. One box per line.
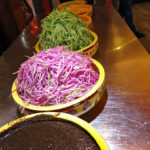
39, 9, 94, 51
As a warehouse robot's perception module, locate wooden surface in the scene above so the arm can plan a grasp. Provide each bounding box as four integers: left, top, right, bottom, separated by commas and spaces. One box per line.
0, 5, 150, 150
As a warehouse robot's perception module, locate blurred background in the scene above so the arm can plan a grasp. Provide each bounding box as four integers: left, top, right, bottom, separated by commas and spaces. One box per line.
0, 0, 150, 55
0, 0, 55, 55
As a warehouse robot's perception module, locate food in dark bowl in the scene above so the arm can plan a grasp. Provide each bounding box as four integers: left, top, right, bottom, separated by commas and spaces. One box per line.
0, 113, 109, 150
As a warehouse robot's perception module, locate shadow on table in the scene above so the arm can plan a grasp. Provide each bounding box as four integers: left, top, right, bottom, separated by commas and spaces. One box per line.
80, 88, 108, 123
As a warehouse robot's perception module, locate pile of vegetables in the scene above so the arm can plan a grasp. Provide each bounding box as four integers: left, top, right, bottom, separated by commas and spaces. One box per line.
15, 46, 99, 106
39, 9, 94, 51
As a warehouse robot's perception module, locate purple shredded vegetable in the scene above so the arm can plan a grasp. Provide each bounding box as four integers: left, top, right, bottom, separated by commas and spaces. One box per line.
14, 46, 99, 106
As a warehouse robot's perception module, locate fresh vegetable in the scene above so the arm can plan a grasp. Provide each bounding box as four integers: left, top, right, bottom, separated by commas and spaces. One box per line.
39, 9, 94, 51
14, 46, 99, 106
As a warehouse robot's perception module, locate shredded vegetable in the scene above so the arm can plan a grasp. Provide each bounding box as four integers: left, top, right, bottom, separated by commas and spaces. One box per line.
39, 9, 94, 51
14, 46, 99, 106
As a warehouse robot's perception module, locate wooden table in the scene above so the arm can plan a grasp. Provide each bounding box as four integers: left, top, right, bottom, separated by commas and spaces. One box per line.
0, 5, 150, 150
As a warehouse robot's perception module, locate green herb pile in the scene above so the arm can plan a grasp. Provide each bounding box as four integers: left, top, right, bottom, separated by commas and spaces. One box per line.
39, 9, 94, 51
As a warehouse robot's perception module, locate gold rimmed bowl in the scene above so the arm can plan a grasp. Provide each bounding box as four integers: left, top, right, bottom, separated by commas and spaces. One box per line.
35, 31, 98, 57
0, 112, 109, 150
11, 59, 105, 116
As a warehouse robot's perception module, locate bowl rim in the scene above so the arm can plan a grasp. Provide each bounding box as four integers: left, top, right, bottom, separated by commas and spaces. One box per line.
79, 14, 92, 22
57, 0, 86, 8
0, 112, 109, 150
35, 31, 98, 53
11, 59, 105, 111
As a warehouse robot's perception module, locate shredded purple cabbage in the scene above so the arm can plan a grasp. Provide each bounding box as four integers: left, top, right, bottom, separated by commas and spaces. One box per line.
15, 46, 99, 106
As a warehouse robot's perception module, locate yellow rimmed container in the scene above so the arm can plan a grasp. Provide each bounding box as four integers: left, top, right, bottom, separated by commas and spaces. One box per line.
0, 112, 109, 150
35, 31, 98, 57
11, 59, 105, 116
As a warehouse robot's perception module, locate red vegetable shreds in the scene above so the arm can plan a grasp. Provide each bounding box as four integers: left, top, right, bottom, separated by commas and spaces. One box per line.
15, 46, 99, 106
